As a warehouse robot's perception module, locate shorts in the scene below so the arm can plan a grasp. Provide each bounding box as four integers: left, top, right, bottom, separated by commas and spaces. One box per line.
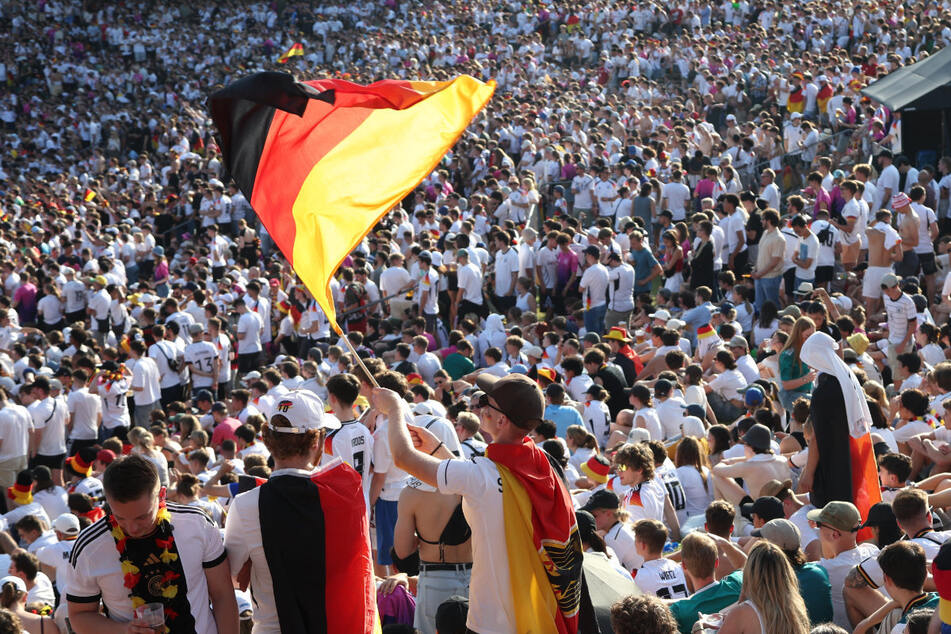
918, 251, 938, 275
33, 453, 66, 470
237, 352, 260, 373
863, 265, 893, 299
374, 498, 399, 566
895, 251, 919, 278
814, 266, 834, 285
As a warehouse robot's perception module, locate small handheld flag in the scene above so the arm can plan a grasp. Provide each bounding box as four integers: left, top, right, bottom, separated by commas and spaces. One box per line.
83, 188, 96, 202
209, 71, 494, 333
277, 43, 304, 64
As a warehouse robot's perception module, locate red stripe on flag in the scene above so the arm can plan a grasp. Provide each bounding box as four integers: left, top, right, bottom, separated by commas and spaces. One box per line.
250, 103, 372, 264
850, 433, 882, 542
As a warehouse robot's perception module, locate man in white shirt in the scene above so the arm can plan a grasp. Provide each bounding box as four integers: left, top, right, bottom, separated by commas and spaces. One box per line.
605, 252, 636, 329
876, 150, 900, 213
28, 377, 69, 488
661, 170, 691, 222
579, 246, 609, 336
415, 251, 440, 334
582, 489, 642, 572
0, 388, 31, 491
66, 370, 101, 457
881, 273, 918, 376
593, 167, 618, 220
185, 323, 221, 395
454, 249, 485, 324
96, 361, 130, 441
808, 501, 879, 629
148, 324, 185, 406
633, 519, 689, 599
235, 297, 264, 378
129, 340, 162, 429
791, 215, 820, 287
379, 252, 414, 321
571, 164, 595, 222
492, 233, 520, 313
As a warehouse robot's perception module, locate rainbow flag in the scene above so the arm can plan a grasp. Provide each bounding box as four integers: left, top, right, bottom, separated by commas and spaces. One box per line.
209, 71, 494, 331
277, 43, 304, 64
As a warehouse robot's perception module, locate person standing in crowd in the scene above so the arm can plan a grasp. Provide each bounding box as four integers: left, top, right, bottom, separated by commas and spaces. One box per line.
376, 374, 596, 633
66, 455, 238, 633
225, 389, 377, 633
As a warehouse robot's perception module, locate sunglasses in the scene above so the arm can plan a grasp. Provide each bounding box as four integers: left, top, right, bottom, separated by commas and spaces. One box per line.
615, 464, 629, 472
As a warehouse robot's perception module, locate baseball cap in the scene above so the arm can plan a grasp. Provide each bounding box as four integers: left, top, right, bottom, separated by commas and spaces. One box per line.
96, 449, 116, 465
268, 390, 340, 433
575, 510, 598, 543
681, 416, 705, 439
53, 513, 81, 536
751, 518, 802, 551
435, 596, 469, 634
475, 374, 545, 428
683, 403, 706, 421
523, 345, 544, 359
743, 384, 765, 407
188, 323, 204, 336
806, 500, 862, 532
880, 273, 900, 289
418, 250, 432, 263
240, 370, 262, 386
667, 318, 686, 330
193, 389, 214, 403
859, 501, 896, 530
790, 112, 802, 119
211, 401, 229, 413
654, 379, 673, 397
742, 423, 772, 451
759, 478, 794, 499
0, 576, 26, 594
649, 309, 671, 321
729, 335, 748, 350
778, 305, 801, 319
741, 496, 784, 522
580, 489, 620, 512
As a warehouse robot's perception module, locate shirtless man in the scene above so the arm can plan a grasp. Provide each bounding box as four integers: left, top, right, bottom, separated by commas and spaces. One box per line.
892, 192, 921, 279
862, 209, 902, 318
710, 423, 791, 506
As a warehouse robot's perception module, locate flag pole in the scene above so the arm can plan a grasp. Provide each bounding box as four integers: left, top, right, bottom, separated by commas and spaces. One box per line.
338, 325, 380, 388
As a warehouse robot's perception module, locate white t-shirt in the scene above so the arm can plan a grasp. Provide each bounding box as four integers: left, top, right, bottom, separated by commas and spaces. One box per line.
635, 557, 689, 599
0, 403, 31, 461
185, 341, 219, 389
656, 397, 687, 440
493, 247, 520, 296
29, 396, 68, 456
709, 369, 748, 401
130, 357, 161, 405
580, 263, 609, 309
66, 388, 101, 440
97, 378, 130, 429
604, 520, 643, 572
795, 231, 821, 279
675, 465, 713, 518
661, 182, 691, 221
371, 418, 409, 502
149, 340, 183, 389
37, 538, 75, 594
884, 292, 917, 345
237, 310, 264, 354
634, 407, 663, 442
623, 477, 666, 524
437, 457, 516, 633
820, 543, 880, 629
67, 504, 227, 633
457, 262, 484, 304
37, 295, 64, 325
319, 420, 374, 509
417, 269, 440, 315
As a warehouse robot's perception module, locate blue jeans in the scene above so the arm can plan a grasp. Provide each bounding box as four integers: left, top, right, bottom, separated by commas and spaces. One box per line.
584, 304, 607, 336
754, 275, 782, 313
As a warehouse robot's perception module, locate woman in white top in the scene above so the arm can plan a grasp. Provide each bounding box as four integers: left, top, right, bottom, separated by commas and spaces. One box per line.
916, 323, 945, 367
674, 437, 712, 518
514, 276, 537, 315
565, 425, 598, 472
752, 300, 780, 345
717, 541, 810, 634
705, 350, 749, 422
128, 427, 170, 488
756, 330, 788, 387
0, 575, 60, 634
628, 385, 663, 441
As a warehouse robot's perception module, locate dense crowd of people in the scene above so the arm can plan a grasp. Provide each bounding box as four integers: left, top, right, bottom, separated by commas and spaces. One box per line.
3, 0, 951, 632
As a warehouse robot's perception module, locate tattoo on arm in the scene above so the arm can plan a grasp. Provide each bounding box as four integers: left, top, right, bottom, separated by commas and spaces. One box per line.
845, 566, 869, 589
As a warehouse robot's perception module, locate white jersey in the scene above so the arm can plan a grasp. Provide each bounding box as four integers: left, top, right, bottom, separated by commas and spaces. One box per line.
185, 341, 219, 389
657, 462, 687, 526
634, 557, 689, 599
319, 419, 374, 508
603, 520, 642, 572
96, 377, 130, 429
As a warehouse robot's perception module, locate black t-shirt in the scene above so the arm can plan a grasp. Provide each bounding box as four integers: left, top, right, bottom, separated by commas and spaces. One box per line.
597, 364, 629, 419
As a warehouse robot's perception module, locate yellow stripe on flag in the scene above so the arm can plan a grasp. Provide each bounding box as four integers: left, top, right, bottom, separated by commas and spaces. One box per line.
290, 76, 494, 331
496, 463, 561, 634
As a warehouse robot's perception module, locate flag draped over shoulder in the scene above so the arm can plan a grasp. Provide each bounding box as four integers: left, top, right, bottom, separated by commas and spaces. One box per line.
277, 42, 304, 64
258, 460, 379, 633
209, 71, 494, 330
486, 438, 583, 634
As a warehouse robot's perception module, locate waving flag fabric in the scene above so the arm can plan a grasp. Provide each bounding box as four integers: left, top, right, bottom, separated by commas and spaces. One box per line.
277, 42, 304, 64
209, 71, 494, 330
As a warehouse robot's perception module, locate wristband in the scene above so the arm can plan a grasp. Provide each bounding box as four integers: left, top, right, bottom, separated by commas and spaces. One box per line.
429, 441, 445, 456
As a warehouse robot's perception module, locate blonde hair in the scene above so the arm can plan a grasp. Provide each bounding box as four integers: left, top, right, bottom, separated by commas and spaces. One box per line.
742, 542, 811, 634
566, 425, 598, 451
781, 316, 816, 366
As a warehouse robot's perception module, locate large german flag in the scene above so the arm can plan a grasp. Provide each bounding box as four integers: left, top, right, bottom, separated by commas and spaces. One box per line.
209, 71, 494, 330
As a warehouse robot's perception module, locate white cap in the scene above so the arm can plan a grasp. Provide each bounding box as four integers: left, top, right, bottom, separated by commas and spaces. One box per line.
268, 390, 339, 433
241, 370, 262, 385
523, 345, 544, 359
667, 318, 686, 330
790, 112, 803, 120
411, 402, 437, 416
0, 576, 25, 594
54, 513, 81, 536
140, 293, 156, 304
649, 309, 671, 321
